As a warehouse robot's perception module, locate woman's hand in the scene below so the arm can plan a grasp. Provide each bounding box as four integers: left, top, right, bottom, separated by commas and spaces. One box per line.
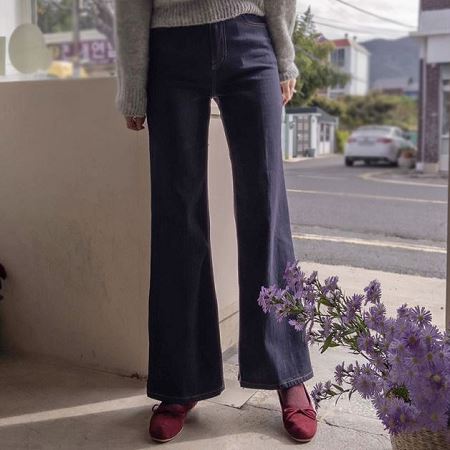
125, 115, 146, 131
280, 78, 297, 106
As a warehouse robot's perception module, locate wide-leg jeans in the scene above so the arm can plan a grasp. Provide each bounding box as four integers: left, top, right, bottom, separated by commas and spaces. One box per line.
145, 13, 314, 404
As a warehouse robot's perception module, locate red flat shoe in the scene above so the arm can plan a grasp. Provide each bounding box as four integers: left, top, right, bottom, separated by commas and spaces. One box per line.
277, 383, 317, 443
149, 400, 197, 443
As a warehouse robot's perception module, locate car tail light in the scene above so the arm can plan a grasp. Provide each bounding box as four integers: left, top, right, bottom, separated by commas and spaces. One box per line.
377, 138, 393, 144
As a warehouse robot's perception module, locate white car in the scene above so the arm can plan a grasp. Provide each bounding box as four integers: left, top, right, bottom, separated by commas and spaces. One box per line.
344, 125, 416, 167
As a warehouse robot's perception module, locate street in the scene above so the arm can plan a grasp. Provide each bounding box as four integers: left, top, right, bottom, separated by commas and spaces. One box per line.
284, 155, 448, 279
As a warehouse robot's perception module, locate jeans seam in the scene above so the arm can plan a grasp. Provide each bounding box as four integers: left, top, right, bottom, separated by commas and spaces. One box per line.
239, 369, 314, 389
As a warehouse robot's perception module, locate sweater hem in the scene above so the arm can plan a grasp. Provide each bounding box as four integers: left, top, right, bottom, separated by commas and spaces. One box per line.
150, 0, 265, 28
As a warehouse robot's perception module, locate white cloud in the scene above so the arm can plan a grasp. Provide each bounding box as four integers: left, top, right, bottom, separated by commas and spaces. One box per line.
297, 0, 420, 42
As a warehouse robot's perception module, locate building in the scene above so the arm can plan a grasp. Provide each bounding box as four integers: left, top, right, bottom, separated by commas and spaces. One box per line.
282, 107, 339, 159
326, 36, 370, 99
371, 77, 419, 99
412, 0, 450, 173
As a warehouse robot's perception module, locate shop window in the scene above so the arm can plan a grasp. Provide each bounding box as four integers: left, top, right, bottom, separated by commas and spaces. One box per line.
0, 0, 116, 81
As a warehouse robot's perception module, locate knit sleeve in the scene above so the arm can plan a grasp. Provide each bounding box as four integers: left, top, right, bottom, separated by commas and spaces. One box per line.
264, 0, 299, 82
113, 0, 153, 117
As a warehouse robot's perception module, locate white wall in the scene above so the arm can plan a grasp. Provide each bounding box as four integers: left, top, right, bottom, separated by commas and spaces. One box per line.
349, 46, 369, 96
427, 35, 450, 64
0, 77, 239, 376
329, 45, 369, 97
0, 0, 32, 76
419, 9, 450, 35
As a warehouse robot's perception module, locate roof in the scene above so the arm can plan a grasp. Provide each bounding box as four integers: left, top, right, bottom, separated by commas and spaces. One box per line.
330, 37, 371, 55
284, 106, 338, 123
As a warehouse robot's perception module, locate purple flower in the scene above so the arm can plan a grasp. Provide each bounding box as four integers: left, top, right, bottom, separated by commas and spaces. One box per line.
364, 279, 382, 305
422, 324, 443, 348
322, 316, 333, 338
348, 293, 364, 310
307, 270, 318, 285
396, 303, 410, 319
288, 317, 306, 332
257, 285, 277, 313
364, 303, 386, 332
311, 382, 325, 408
352, 369, 383, 399
384, 397, 420, 434
409, 305, 433, 328
401, 324, 423, 351
357, 334, 375, 353
334, 361, 346, 385
283, 259, 306, 293
323, 275, 339, 294
257, 268, 450, 436
343, 293, 363, 324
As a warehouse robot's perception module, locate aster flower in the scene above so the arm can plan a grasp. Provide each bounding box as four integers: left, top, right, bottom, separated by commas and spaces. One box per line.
323, 275, 339, 294
409, 305, 433, 328
396, 303, 410, 319
353, 370, 383, 399
363, 279, 382, 305
288, 317, 306, 332
257, 261, 450, 436
334, 361, 346, 385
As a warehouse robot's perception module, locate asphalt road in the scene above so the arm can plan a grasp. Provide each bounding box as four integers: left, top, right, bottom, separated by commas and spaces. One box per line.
283, 155, 448, 279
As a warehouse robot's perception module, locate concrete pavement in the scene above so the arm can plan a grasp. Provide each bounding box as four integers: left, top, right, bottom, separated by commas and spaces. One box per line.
1, 261, 445, 449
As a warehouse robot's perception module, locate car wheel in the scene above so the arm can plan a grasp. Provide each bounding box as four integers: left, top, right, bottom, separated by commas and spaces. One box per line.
345, 158, 354, 167
391, 160, 399, 167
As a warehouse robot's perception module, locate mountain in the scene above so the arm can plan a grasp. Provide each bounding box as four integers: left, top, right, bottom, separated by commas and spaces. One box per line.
361, 37, 420, 88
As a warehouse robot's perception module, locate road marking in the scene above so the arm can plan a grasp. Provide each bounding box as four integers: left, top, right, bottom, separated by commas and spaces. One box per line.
292, 233, 446, 254
287, 188, 446, 205
359, 170, 447, 188
296, 175, 346, 181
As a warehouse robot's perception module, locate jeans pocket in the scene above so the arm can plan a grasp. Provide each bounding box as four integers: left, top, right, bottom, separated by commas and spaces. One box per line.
237, 13, 267, 27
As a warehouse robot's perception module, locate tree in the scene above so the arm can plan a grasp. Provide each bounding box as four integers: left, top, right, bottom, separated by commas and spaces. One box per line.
37, 0, 115, 48
290, 7, 349, 106
311, 93, 418, 131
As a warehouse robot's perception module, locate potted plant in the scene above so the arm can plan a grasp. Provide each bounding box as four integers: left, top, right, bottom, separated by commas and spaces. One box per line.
257, 260, 450, 449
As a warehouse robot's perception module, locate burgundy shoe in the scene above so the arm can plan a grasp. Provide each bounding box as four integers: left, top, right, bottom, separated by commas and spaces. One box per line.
149, 400, 197, 443
277, 383, 317, 443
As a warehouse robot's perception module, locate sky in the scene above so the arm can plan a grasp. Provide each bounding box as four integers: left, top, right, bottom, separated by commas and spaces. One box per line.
299, 0, 420, 42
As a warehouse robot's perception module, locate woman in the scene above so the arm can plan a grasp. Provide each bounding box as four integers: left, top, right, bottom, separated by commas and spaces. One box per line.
113, 0, 316, 444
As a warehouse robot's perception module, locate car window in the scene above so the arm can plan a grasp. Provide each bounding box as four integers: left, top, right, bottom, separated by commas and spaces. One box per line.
353, 127, 392, 136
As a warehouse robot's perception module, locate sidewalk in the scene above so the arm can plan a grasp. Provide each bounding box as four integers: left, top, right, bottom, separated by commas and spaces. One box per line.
360, 167, 448, 187
0, 262, 444, 449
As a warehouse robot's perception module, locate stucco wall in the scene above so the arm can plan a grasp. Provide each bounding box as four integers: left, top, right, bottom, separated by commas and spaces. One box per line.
0, 77, 239, 376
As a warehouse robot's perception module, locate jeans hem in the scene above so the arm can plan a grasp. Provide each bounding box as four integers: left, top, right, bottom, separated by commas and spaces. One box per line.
147, 384, 225, 403
239, 369, 314, 390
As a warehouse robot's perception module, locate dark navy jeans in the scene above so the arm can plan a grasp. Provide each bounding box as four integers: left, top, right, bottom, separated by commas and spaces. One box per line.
145, 13, 314, 404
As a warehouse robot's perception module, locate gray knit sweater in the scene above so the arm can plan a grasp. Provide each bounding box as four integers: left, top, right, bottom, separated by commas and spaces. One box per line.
114, 1, 299, 117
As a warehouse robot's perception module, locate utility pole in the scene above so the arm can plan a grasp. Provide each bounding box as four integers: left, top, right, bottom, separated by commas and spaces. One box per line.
72, 0, 81, 78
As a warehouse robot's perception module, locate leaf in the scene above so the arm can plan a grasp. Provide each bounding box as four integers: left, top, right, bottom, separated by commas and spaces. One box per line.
348, 388, 355, 401
321, 334, 335, 353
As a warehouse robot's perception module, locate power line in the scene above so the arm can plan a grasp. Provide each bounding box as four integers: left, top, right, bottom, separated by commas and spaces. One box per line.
314, 20, 410, 36
314, 15, 413, 34
332, 0, 416, 29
